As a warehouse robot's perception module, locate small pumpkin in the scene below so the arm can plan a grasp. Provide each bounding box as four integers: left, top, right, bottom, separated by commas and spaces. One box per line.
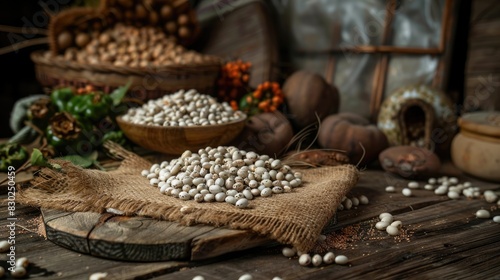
379, 146, 441, 179
230, 111, 294, 157
318, 113, 388, 166
283, 71, 340, 130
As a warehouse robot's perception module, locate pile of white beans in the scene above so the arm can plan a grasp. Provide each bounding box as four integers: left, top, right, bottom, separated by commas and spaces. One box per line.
385, 176, 500, 222
141, 146, 303, 208
386, 176, 499, 202
337, 195, 369, 211
375, 212, 403, 236
122, 89, 245, 127
281, 236, 349, 267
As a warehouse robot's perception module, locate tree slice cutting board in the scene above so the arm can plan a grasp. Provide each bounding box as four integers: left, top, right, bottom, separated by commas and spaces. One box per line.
41, 208, 272, 262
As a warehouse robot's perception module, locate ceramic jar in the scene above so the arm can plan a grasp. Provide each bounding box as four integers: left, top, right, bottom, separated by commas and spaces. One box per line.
377, 84, 457, 151
451, 111, 500, 182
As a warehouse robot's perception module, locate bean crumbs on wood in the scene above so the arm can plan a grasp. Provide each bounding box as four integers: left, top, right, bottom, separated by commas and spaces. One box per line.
311, 219, 416, 254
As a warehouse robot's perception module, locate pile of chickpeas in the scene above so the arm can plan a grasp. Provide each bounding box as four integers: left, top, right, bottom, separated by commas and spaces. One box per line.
54, 24, 219, 68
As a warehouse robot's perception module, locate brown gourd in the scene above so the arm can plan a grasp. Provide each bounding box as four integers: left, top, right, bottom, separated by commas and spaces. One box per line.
283, 71, 340, 130
379, 146, 441, 179
231, 111, 294, 157
318, 113, 388, 166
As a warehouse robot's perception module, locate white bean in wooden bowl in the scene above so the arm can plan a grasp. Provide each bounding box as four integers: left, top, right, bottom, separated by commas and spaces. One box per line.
121, 89, 245, 127
118, 89, 247, 154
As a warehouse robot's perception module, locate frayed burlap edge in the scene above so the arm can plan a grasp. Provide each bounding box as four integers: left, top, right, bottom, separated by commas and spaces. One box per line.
18, 145, 358, 252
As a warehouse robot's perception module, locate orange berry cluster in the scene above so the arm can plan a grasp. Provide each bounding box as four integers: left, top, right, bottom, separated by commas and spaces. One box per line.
217, 60, 251, 102
245, 81, 284, 113
230, 100, 239, 111
76, 84, 96, 95
254, 82, 283, 112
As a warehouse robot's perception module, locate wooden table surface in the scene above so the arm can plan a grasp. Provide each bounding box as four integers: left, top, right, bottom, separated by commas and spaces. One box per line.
1, 164, 500, 280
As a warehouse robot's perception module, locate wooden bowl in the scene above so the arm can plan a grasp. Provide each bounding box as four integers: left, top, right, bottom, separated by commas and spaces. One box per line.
116, 115, 247, 155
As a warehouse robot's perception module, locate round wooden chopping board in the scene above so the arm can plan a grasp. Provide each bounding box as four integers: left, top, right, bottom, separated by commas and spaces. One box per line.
41, 208, 271, 262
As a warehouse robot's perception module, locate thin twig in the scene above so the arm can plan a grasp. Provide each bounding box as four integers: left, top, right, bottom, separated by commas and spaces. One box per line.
282, 121, 317, 154
0, 25, 48, 35
0, 137, 47, 186
122, 97, 144, 105
24, 120, 45, 136
0, 158, 32, 186
0, 37, 49, 56
303, 112, 322, 151
17, 224, 37, 234
356, 142, 366, 168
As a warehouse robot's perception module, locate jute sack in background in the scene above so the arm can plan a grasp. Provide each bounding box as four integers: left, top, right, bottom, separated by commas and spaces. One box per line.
18, 144, 358, 252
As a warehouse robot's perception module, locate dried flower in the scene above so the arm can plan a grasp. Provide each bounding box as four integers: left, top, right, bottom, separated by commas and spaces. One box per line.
28, 98, 52, 120
49, 112, 82, 140
40, 145, 56, 158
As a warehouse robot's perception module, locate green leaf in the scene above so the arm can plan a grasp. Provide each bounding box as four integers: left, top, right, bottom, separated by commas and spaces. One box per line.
92, 160, 105, 171
30, 148, 50, 168
88, 150, 99, 162
56, 154, 94, 168
109, 81, 131, 106
56, 151, 102, 169
31, 148, 63, 171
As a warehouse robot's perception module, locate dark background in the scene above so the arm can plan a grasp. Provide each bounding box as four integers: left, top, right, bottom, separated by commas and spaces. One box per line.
0, 0, 471, 138
0, 1, 64, 138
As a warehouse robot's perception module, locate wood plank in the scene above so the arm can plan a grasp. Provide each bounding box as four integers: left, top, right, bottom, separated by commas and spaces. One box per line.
468, 34, 500, 47
471, 0, 500, 22
467, 0, 500, 112
464, 73, 500, 111
0, 170, 33, 191
190, 228, 271, 261
466, 48, 500, 73
201, 1, 279, 88
469, 20, 500, 39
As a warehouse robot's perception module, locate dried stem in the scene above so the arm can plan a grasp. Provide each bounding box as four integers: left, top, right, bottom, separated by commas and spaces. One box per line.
0, 25, 48, 35
0, 37, 49, 56
356, 142, 366, 169
122, 97, 144, 105
24, 121, 45, 137
281, 113, 322, 156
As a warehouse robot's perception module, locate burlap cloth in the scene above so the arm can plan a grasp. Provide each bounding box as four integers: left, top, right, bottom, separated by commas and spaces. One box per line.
18, 144, 358, 252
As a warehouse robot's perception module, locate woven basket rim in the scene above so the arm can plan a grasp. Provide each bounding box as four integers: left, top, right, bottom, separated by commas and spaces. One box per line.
31, 50, 222, 76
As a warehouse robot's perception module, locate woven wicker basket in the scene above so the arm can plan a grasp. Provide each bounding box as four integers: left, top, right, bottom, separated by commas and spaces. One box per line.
33, 0, 219, 100
32, 50, 221, 100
